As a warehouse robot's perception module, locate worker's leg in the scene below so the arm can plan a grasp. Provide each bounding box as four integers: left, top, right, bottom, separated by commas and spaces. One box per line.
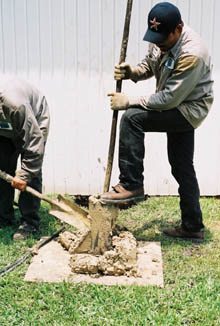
101, 108, 193, 202
14, 143, 46, 239
18, 171, 42, 229
167, 131, 203, 232
0, 136, 18, 226
118, 108, 193, 190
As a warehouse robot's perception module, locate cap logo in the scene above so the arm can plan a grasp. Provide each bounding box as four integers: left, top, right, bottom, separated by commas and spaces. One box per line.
150, 17, 161, 31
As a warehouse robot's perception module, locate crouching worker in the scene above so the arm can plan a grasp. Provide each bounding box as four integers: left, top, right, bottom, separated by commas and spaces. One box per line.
0, 78, 50, 240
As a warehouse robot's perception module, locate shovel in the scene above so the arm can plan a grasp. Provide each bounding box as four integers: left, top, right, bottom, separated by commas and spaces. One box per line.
0, 169, 90, 231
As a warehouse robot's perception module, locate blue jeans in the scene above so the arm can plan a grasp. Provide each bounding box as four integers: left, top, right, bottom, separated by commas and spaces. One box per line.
119, 108, 204, 232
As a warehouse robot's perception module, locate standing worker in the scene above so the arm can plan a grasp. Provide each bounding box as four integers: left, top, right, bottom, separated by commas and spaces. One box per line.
0, 78, 50, 240
101, 2, 214, 240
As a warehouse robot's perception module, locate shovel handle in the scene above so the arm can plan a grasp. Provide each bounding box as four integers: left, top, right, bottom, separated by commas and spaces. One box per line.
0, 169, 55, 206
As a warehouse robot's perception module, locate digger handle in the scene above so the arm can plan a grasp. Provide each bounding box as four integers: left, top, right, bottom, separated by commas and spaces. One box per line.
103, 0, 133, 193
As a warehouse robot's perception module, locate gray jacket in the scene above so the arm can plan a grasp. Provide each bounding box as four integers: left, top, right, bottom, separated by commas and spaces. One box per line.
129, 25, 214, 128
0, 78, 50, 181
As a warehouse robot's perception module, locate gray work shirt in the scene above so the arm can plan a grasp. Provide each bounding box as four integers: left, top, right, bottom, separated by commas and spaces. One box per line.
129, 25, 214, 128
0, 78, 50, 181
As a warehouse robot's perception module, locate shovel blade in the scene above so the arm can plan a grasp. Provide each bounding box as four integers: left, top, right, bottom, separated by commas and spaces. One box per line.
49, 208, 90, 231
46, 195, 91, 231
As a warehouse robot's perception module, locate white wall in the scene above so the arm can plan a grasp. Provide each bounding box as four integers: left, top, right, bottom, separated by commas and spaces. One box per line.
0, 0, 219, 195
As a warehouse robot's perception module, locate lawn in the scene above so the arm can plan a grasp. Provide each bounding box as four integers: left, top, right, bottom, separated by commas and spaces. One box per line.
0, 197, 219, 325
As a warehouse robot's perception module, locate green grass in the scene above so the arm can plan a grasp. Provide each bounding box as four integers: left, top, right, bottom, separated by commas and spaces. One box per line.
0, 197, 220, 325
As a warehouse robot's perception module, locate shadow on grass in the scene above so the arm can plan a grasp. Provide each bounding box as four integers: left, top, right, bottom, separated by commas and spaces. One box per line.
0, 207, 20, 245
132, 217, 213, 247
0, 226, 17, 245
0, 205, 61, 246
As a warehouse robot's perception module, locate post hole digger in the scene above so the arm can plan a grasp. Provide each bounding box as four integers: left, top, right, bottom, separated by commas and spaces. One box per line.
103, 0, 133, 193
101, 0, 140, 206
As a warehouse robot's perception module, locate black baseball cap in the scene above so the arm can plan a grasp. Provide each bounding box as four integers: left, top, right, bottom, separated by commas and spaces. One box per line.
143, 2, 182, 44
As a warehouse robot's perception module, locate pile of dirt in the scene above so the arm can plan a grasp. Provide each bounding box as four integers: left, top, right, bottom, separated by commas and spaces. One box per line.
59, 230, 90, 254
59, 231, 138, 277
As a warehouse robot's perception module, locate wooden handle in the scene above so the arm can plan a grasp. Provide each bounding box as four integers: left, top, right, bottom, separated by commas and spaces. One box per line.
0, 169, 56, 206
23, 186, 57, 207
0, 169, 14, 183
103, 0, 133, 193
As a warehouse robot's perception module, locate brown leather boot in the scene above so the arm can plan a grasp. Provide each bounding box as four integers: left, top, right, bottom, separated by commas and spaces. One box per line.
163, 226, 204, 241
101, 184, 145, 204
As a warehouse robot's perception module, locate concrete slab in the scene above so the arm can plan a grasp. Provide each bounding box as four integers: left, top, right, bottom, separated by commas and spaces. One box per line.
24, 240, 71, 282
24, 240, 164, 287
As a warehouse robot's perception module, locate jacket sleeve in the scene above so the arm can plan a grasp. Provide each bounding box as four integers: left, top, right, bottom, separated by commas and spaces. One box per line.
129, 55, 205, 110
131, 56, 154, 82
130, 44, 156, 82
10, 104, 45, 182
36, 96, 50, 142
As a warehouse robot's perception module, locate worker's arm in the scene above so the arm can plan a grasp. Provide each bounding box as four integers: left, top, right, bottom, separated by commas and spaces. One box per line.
114, 59, 154, 82
4, 104, 45, 184
35, 96, 50, 142
14, 105, 45, 182
128, 55, 205, 110
114, 44, 155, 82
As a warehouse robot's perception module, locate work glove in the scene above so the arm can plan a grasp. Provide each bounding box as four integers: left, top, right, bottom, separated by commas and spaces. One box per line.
11, 176, 27, 191
108, 92, 129, 111
114, 62, 135, 80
